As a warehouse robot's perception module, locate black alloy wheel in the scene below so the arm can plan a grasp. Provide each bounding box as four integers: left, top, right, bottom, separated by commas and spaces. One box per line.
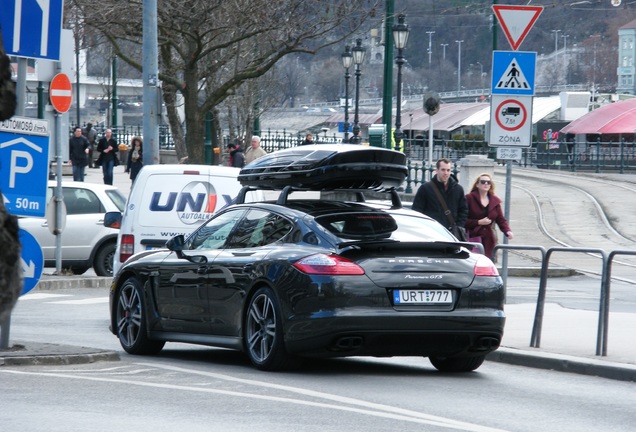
115, 277, 165, 355
245, 287, 294, 371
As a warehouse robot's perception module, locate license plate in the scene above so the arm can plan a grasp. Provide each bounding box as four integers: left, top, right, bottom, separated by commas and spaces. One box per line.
393, 290, 453, 304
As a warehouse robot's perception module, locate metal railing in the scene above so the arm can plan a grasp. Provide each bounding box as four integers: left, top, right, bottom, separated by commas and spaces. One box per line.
492, 244, 636, 358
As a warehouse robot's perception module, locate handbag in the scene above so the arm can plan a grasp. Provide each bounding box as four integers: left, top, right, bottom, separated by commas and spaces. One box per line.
429, 182, 467, 241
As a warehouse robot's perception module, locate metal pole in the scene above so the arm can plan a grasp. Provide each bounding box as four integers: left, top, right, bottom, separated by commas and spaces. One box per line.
426, 31, 435, 64
381, 0, 395, 128
16, 58, 27, 116
393, 46, 404, 152
143, 0, 160, 165
428, 114, 434, 179
353, 63, 361, 143
344, 67, 350, 142
111, 55, 118, 129
456, 40, 463, 97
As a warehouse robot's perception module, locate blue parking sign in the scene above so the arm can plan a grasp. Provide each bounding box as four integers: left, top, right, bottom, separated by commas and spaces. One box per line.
0, 117, 51, 217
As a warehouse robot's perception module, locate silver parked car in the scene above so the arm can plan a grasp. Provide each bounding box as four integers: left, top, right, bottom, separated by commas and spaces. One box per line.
19, 181, 126, 276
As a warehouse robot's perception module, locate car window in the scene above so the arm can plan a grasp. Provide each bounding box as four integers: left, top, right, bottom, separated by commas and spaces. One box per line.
317, 212, 398, 240
226, 209, 293, 249
106, 189, 127, 211
62, 188, 103, 215
188, 209, 246, 250
316, 211, 455, 242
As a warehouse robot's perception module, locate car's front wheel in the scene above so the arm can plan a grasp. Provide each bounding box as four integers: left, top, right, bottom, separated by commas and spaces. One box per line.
244, 287, 294, 371
429, 355, 486, 372
94, 242, 116, 276
115, 277, 165, 355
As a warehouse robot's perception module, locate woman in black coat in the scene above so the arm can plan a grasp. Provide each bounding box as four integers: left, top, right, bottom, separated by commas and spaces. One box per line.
126, 136, 143, 182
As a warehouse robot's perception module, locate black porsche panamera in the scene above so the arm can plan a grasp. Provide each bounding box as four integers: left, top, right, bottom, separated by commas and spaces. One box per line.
109, 145, 505, 372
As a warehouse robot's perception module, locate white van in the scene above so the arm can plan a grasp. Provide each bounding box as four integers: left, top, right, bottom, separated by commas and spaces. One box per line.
110, 164, 262, 274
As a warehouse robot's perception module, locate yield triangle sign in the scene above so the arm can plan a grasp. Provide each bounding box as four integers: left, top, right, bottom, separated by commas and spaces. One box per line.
492, 5, 543, 51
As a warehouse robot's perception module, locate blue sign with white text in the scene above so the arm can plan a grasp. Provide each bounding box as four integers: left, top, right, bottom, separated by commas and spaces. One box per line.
0, 0, 64, 60
491, 51, 537, 96
18, 228, 44, 295
0, 127, 50, 217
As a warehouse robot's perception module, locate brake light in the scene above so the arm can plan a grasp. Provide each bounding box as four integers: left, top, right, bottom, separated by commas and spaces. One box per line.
120, 234, 134, 263
474, 255, 499, 276
293, 254, 365, 275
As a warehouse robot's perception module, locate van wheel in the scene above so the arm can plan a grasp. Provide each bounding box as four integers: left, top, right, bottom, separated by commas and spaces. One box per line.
115, 277, 165, 355
94, 242, 116, 276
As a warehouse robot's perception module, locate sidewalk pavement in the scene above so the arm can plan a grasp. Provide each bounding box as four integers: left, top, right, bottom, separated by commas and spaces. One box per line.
2, 166, 635, 381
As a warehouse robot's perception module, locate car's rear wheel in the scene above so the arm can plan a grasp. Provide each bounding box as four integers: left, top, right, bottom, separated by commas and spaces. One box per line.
429, 355, 486, 372
115, 277, 165, 355
94, 242, 116, 276
68, 266, 89, 275
244, 287, 294, 371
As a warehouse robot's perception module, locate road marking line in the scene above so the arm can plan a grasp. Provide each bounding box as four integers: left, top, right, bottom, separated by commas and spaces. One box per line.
50, 297, 109, 305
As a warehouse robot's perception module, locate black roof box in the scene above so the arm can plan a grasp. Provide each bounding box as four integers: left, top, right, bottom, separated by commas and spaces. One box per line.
238, 144, 407, 191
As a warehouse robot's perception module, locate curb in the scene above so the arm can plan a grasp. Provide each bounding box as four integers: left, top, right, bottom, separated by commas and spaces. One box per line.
37, 276, 112, 291
0, 342, 120, 366
487, 347, 636, 382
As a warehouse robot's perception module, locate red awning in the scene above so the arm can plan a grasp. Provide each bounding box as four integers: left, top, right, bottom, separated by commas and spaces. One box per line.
561, 98, 636, 135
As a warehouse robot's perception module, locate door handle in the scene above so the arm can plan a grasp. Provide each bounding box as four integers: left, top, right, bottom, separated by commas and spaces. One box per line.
196, 266, 207, 274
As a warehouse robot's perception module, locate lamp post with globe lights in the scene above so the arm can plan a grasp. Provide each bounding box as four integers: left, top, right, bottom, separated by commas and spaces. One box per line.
392, 14, 410, 152
341, 45, 353, 143
351, 39, 366, 143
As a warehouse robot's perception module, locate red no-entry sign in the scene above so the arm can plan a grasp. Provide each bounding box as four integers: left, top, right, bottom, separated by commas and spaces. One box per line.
49, 73, 72, 113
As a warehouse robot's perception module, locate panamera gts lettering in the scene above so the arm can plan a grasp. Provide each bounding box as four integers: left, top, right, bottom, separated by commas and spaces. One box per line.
404, 275, 443, 279
388, 259, 450, 264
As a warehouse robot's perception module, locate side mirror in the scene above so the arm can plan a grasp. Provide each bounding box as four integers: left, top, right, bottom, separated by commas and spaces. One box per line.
166, 235, 208, 264
104, 211, 122, 229
166, 235, 185, 252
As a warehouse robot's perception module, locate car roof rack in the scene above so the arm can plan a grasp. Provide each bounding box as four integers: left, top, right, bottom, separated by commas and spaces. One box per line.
236, 185, 402, 209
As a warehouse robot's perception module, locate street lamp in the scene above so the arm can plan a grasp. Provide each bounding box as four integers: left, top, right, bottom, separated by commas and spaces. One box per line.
426, 31, 435, 64
351, 38, 366, 144
476, 61, 484, 93
440, 43, 448, 60
392, 14, 410, 153
456, 40, 463, 97
341, 45, 353, 143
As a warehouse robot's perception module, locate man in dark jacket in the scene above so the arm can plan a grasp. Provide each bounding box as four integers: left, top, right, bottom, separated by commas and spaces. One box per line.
412, 158, 468, 237
82, 122, 98, 168
96, 129, 119, 185
69, 126, 90, 181
227, 143, 245, 168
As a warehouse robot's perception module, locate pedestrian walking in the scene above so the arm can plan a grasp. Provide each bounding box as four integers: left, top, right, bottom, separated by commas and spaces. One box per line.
412, 158, 468, 240
227, 143, 245, 168
125, 136, 143, 182
96, 129, 119, 185
465, 173, 513, 260
82, 122, 98, 168
300, 132, 314, 145
244, 135, 267, 165
68, 126, 90, 182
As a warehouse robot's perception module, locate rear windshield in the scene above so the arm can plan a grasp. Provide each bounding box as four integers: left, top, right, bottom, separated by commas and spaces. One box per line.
316, 212, 455, 242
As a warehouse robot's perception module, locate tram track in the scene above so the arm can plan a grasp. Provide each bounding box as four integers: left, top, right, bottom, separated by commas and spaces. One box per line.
493, 167, 636, 283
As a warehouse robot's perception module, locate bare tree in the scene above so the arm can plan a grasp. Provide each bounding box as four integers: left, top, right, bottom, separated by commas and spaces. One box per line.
72, 0, 377, 163
0, 36, 21, 322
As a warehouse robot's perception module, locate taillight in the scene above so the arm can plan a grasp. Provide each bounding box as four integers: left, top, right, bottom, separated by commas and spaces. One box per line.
474, 255, 499, 276
120, 234, 134, 263
293, 254, 365, 275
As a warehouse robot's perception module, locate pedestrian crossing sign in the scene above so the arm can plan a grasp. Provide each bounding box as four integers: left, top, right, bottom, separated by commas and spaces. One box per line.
491, 51, 536, 96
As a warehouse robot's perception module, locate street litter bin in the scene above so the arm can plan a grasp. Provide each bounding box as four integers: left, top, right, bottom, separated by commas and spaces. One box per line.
368, 124, 387, 148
